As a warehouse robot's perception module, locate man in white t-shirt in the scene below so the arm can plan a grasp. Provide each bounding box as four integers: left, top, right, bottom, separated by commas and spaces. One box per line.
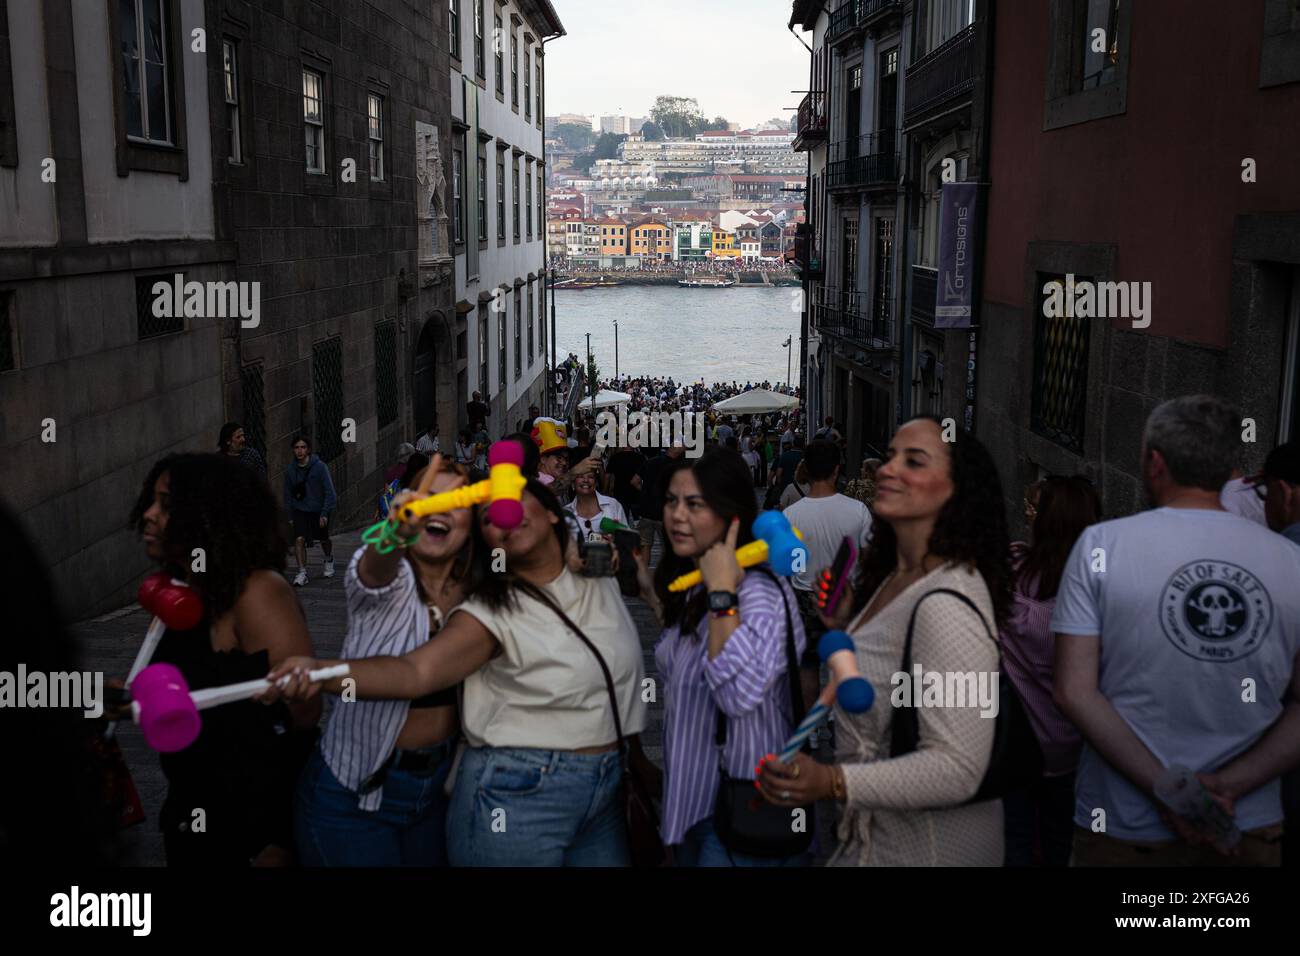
1054, 395, 1300, 866
781, 439, 873, 709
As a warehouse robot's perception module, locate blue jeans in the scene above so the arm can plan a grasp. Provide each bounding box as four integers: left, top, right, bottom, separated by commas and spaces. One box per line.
446, 746, 628, 867
674, 817, 810, 867
295, 746, 451, 867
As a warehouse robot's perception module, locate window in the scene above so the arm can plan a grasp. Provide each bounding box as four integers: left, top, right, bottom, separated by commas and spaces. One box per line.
526, 165, 533, 239
511, 33, 518, 107
1080, 0, 1120, 88
478, 303, 489, 394
367, 93, 384, 181
513, 159, 521, 241
375, 321, 398, 427
312, 337, 345, 463
514, 290, 522, 379
527, 283, 535, 362
1031, 272, 1092, 452
474, 0, 484, 78
496, 154, 506, 240
874, 217, 895, 334
494, 15, 504, 94
1044, 0, 1130, 129
223, 39, 241, 163
449, 0, 460, 61
303, 68, 325, 172
453, 142, 464, 244
524, 49, 531, 121
477, 153, 487, 239
497, 303, 507, 391
239, 364, 266, 455
536, 166, 543, 235
136, 274, 183, 338
535, 61, 541, 124
121, 0, 174, 144
0, 0, 15, 167
538, 282, 546, 358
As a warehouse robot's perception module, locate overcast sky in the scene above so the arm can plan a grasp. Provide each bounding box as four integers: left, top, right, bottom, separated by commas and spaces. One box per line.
545, 0, 810, 129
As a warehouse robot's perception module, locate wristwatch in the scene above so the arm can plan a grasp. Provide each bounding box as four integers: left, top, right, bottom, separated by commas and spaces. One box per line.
707, 590, 738, 616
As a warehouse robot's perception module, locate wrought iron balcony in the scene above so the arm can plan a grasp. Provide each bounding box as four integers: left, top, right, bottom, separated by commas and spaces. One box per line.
828, 0, 902, 46
793, 91, 827, 151
904, 23, 977, 128
910, 265, 937, 325
827, 133, 898, 192
792, 225, 823, 278
814, 287, 895, 350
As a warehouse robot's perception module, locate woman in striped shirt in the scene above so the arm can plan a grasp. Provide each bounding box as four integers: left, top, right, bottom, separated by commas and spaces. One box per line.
638, 448, 807, 866
1001, 475, 1099, 866
294, 457, 474, 866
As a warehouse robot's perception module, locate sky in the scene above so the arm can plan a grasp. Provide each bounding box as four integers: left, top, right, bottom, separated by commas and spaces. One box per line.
544, 0, 810, 130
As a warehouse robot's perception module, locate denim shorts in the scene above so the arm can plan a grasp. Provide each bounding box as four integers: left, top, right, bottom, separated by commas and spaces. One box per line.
446, 746, 628, 867
295, 746, 451, 867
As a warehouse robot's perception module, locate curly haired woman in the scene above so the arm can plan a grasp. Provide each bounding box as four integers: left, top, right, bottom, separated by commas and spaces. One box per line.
758, 416, 1012, 866
125, 454, 322, 866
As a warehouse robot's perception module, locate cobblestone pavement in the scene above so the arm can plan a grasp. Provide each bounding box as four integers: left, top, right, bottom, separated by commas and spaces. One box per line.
75, 523, 836, 866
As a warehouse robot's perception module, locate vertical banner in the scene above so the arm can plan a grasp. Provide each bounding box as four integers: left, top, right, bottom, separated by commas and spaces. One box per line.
935, 182, 980, 328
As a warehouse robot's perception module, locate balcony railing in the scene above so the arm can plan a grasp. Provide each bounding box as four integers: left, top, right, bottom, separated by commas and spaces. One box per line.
792, 226, 823, 278
828, 0, 902, 45
911, 265, 937, 325
827, 133, 898, 191
815, 287, 895, 350
904, 23, 976, 127
793, 91, 827, 151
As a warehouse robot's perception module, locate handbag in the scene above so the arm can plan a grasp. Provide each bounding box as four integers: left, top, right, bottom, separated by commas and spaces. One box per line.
889, 588, 1043, 805
711, 566, 814, 859
516, 580, 669, 868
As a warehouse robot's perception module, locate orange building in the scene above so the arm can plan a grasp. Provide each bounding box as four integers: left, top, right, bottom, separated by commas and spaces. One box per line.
629, 217, 673, 259
597, 218, 628, 255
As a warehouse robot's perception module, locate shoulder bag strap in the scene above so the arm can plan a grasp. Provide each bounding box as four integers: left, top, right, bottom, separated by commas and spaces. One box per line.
893, 586, 998, 757
714, 567, 804, 756
514, 579, 628, 763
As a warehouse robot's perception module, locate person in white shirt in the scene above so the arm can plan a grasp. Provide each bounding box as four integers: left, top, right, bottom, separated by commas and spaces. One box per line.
565, 466, 629, 540
414, 423, 440, 456
1220, 472, 1268, 526
781, 439, 873, 708
1054, 395, 1300, 866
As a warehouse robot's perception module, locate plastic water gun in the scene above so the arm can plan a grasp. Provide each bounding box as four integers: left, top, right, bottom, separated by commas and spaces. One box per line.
667, 510, 806, 593
125, 661, 351, 752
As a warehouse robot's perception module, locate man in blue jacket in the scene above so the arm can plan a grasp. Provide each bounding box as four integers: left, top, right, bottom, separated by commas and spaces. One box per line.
283, 434, 338, 586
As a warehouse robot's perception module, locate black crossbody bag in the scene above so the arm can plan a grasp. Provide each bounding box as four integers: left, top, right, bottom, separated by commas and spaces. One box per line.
890, 588, 1043, 804
712, 566, 814, 858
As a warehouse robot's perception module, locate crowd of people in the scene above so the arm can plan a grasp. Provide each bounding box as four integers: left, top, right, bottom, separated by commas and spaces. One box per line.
6, 392, 1298, 870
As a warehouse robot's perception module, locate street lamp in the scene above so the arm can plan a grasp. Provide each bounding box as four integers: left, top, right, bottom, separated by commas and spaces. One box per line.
782, 335, 792, 389
613, 319, 619, 379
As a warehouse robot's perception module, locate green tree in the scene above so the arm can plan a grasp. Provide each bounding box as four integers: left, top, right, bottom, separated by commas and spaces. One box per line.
593, 132, 627, 161
586, 355, 601, 397
640, 120, 665, 141
553, 122, 596, 151
700, 115, 731, 132
650, 95, 704, 139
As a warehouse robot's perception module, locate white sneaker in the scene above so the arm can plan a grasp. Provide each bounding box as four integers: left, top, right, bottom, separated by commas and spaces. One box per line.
323, 558, 335, 578
292, 569, 308, 587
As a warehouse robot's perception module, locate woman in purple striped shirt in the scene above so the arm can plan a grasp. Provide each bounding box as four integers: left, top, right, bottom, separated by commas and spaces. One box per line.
636, 449, 808, 866
1000, 475, 1100, 866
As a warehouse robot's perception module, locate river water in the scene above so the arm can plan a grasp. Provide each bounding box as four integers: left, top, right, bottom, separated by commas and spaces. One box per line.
553, 285, 803, 386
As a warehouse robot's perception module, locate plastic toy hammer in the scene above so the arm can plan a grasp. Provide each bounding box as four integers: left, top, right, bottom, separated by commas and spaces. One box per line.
773, 630, 874, 765
667, 510, 807, 592
126, 661, 351, 752
401, 440, 526, 528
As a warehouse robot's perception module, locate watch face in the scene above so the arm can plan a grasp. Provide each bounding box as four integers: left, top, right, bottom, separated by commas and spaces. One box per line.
708, 591, 736, 611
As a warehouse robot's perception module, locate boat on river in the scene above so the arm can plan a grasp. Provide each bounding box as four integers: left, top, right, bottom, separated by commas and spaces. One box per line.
678, 276, 736, 288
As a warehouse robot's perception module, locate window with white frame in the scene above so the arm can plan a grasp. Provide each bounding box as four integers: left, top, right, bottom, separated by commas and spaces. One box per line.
527, 282, 535, 362
474, 0, 485, 78
513, 158, 521, 240
496, 153, 506, 239
514, 290, 522, 379
524, 48, 531, 120
494, 14, 504, 93
367, 92, 384, 180
449, 0, 460, 60
511, 32, 518, 107
526, 162, 533, 238
303, 68, 325, 172
453, 142, 465, 244
121, 0, 175, 144
223, 39, 241, 162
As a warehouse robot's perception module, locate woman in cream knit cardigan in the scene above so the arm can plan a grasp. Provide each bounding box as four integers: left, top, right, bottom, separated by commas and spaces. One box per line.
758, 417, 1012, 865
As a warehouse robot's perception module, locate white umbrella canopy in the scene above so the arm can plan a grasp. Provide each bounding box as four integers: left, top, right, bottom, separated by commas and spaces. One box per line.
710, 388, 800, 415
578, 389, 633, 410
